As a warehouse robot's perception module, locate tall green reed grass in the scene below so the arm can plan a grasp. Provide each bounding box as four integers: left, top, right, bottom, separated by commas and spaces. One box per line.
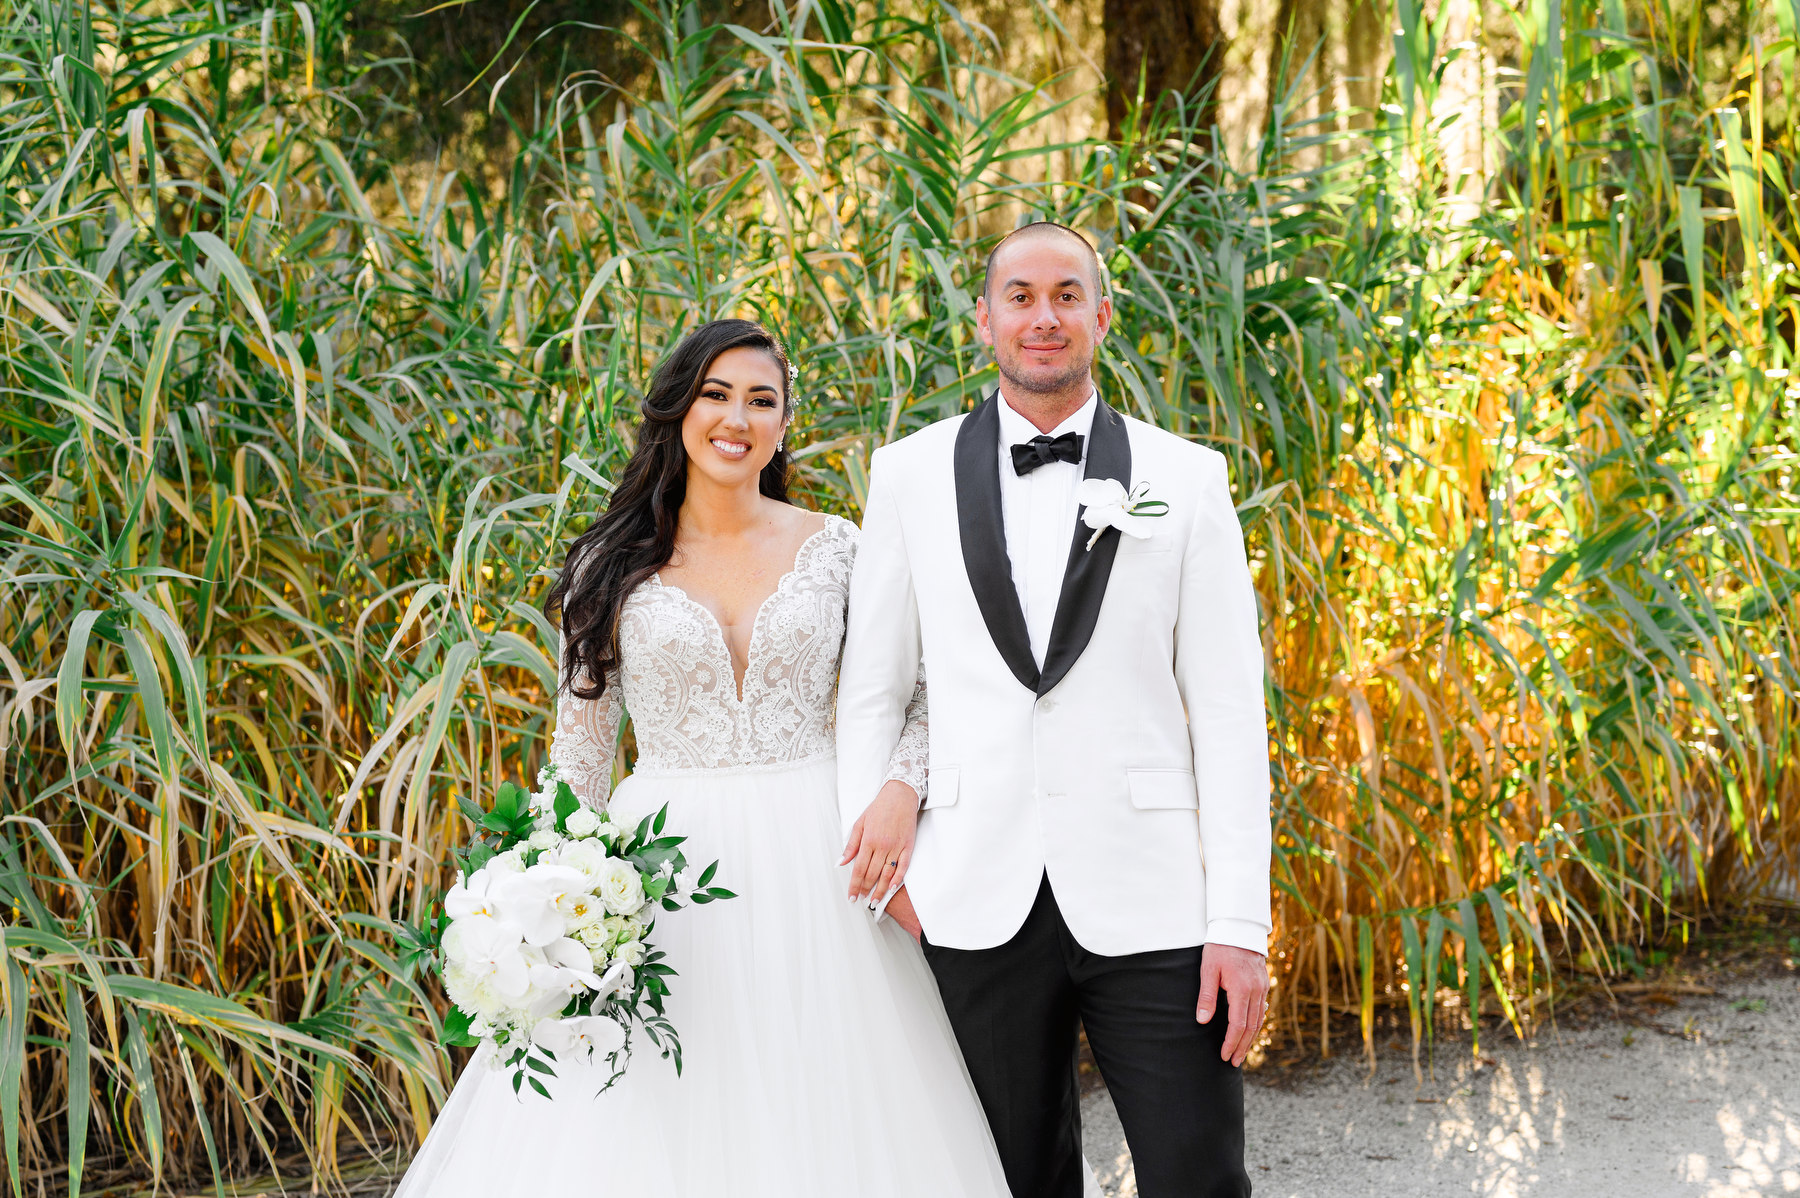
0, 0, 1795, 1188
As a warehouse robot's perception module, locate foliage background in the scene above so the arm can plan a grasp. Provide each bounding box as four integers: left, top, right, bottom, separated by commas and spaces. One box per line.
1, 0, 1796, 1190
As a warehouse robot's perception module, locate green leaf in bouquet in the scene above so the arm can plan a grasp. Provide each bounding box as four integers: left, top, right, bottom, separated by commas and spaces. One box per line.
442, 1006, 479, 1047
456, 795, 486, 824
644, 875, 670, 903
554, 781, 579, 829
525, 1051, 557, 1075
527, 1076, 551, 1100
696, 860, 719, 888
652, 805, 668, 835
630, 810, 657, 850
493, 781, 522, 822
466, 843, 496, 872
631, 844, 682, 876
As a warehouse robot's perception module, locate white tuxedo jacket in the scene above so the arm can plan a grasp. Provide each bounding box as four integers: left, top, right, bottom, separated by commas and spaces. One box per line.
837, 396, 1272, 957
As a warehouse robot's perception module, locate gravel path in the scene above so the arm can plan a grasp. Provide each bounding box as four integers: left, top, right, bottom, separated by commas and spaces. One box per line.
1082, 975, 1800, 1197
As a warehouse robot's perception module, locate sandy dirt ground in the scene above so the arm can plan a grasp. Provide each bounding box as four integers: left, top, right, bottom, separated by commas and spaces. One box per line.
1082, 974, 1800, 1197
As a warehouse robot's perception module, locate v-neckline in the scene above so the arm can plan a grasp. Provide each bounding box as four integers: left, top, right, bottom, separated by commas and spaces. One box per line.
652, 518, 835, 702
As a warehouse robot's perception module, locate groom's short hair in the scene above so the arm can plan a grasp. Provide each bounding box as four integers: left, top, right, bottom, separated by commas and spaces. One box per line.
982, 221, 1104, 300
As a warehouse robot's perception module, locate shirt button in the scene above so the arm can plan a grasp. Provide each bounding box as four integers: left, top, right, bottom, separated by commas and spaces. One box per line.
1039, 698, 1057, 713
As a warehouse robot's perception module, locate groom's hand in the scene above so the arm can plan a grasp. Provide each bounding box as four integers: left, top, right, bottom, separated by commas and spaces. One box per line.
1197, 944, 1269, 1068
883, 886, 923, 942
839, 779, 919, 904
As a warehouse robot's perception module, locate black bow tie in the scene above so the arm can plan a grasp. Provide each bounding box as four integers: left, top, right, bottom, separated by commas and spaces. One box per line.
1010, 431, 1084, 476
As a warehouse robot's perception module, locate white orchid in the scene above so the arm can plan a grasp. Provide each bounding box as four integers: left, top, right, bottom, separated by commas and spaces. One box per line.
531, 1014, 626, 1061
441, 915, 532, 1002
554, 889, 605, 929
1076, 477, 1170, 550
443, 870, 507, 924
491, 864, 589, 946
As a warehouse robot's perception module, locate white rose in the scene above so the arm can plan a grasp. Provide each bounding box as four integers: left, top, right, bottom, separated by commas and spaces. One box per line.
576, 922, 609, 950
528, 828, 561, 851
594, 858, 646, 916
485, 847, 527, 875
564, 808, 602, 838
555, 839, 613, 889
588, 943, 611, 970
612, 939, 645, 968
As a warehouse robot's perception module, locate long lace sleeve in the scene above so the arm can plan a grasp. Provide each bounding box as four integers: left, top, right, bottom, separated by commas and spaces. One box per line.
548, 672, 625, 809
880, 667, 928, 801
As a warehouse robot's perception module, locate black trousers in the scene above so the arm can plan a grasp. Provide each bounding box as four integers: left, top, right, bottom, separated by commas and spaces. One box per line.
922, 876, 1250, 1198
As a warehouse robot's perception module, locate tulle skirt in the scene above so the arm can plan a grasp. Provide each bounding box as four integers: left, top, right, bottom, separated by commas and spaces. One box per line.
391, 755, 1014, 1198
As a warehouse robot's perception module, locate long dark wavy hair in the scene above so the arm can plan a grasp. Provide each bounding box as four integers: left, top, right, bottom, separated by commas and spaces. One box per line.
545, 319, 795, 700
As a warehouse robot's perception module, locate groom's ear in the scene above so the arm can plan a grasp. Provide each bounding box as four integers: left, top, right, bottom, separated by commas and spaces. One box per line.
1094, 293, 1114, 340
973, 294, 994, 347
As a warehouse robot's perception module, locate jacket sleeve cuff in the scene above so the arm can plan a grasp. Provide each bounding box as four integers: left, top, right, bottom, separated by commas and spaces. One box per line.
1204, 918, 1269, 956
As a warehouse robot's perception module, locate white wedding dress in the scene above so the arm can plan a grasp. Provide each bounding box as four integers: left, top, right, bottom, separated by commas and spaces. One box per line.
392, 515, 1015, 1197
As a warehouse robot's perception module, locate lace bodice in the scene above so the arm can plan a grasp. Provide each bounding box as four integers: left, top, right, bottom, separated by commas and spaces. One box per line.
549, 515, 926, 806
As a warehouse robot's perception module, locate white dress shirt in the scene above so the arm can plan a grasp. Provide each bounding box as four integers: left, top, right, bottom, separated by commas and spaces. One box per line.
995, 390, 1097, 667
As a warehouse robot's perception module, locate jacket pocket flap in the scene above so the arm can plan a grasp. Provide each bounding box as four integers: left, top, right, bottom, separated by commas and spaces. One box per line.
1126, 768, 1198, 810
923, 766, 959, 810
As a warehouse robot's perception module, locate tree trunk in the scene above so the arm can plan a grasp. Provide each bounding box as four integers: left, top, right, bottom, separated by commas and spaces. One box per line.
1103, 0, 1226, 140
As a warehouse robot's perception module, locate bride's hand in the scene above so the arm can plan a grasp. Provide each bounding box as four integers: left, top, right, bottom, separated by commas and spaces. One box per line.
840, 779, 919, 905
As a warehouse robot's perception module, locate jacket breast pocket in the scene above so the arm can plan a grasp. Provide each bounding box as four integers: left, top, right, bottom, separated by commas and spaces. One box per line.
924, 766, 959, 810
1126, 768, 1198, 810
1113, 537, 1174, 559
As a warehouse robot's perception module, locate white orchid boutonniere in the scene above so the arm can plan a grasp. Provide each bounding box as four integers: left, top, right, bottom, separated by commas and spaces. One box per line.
1076, 478, 1170, 550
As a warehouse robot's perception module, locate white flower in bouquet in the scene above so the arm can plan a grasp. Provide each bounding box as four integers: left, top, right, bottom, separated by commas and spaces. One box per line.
492, 864, 589, 946
554, 838, 613, 889
524, 937, 605, 1019
671, 868, 694, 901
564, 807, 603, 838
555, 890, 605, 930
599, 915, 633, 946
528, 827, 562, 851
442, 916, 533, 1004
594, 857, 646, 916
443, 870, 507, 924
612, 939, 646, 968
486, 846, 528, 875
576, 920, 610, 950
531, 1013, 626, 1061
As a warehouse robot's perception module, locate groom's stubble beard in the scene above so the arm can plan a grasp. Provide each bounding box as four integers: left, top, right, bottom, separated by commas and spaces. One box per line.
992, 339, 1094, 400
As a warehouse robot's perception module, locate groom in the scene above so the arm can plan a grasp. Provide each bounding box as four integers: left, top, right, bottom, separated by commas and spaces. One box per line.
837, 221, 1272, 1197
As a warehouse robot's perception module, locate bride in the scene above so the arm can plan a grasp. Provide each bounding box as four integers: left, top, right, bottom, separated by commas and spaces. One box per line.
392, 319, 1014, 1196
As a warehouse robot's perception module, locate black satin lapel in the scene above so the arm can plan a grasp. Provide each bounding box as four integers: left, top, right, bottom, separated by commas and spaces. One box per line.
954, 395, 1040, 692
1038, 402, 1132, 697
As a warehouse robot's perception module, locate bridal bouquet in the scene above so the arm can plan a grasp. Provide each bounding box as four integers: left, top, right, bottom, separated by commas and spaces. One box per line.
425, 766, 731, 1097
